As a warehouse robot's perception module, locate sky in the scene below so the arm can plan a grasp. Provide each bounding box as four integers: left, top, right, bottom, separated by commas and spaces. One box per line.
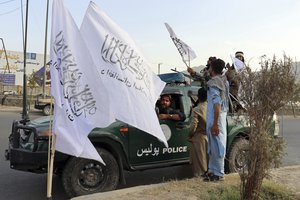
0, 0, 300, 73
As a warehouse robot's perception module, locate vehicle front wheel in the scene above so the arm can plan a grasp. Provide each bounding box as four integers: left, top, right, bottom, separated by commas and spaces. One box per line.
62, 148, 120, 198
43, 105, 52, 116
227, 138, 249, 173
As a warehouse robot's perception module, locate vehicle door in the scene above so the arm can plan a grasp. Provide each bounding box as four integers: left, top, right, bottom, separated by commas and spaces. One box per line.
226, 94, 248, 148
128, 93, 192, 166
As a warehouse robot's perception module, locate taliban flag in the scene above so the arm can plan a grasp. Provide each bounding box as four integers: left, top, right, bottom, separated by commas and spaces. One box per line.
230, 54, 246, 72
50, 0, 115, 163
80, 2, 168, 147
164, 23, 197, 67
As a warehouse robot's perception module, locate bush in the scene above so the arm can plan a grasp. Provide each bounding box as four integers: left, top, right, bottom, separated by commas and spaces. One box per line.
238, 55, 297, 200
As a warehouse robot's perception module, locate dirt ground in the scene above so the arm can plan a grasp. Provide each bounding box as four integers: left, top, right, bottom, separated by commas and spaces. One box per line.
269, 165, 300, 197
74, 165, 300, 200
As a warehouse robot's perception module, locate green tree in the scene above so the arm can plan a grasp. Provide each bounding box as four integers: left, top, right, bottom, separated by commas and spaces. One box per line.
27, 70, 40, 109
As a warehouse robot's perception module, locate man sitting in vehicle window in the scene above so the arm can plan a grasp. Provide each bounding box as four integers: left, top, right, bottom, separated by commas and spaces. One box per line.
158, 94, 186, 121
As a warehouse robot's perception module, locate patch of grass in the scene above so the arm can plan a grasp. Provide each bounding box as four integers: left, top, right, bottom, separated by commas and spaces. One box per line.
206, 180, 295, 200
207, 185, 240, 200
134, 174, 297, 200
260, 180, 296, 200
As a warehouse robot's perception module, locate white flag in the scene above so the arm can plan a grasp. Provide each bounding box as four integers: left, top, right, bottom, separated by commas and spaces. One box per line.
50, 0, 115, 163
80, 2, 168, 147
230, 54, 246, 72
164, 23, 197, 65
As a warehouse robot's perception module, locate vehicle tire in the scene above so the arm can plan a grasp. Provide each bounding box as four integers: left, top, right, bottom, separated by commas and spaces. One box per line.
43, 105, 52, 116
61, 148, 120, 198
227, 138, 249, 173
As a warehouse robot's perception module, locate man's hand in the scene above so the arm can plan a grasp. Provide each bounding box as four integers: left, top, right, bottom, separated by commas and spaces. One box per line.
212, 104, 221, 136
211, 123, 219, 136
187, 67, 195, 75
159, 113, 180, 121
159, 114, 169, 120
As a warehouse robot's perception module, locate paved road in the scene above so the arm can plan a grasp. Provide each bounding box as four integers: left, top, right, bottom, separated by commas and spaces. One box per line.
0, 110, 68, 200
280, 116, 300, 166
0, 110, 299, 200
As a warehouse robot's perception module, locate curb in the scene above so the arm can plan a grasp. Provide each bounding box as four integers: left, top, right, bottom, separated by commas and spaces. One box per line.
0, 106, 22, 112
72, 165, 300, 200
72, 183, 168, 200
0, 105, 40, 113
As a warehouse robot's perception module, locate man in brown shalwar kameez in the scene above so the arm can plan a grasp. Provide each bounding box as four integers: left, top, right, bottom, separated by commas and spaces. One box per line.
188, 87, 208, 177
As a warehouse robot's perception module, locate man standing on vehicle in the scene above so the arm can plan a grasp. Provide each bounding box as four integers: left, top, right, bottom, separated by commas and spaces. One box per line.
187, 56, 216, 83
225, 51, 245, 112
158, 94, 185, 121
225, 51, 244, 98
204, 58, 229, 181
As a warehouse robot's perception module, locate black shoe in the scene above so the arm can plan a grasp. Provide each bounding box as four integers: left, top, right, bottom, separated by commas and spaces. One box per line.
200, 173, 207, 178
203, 175, 224, 182
201, 171, 213, 178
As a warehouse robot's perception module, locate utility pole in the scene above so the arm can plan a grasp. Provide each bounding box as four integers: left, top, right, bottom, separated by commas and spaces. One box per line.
158, 63, 162, 74
21, 0, 29, 122
0, 38, 10, 74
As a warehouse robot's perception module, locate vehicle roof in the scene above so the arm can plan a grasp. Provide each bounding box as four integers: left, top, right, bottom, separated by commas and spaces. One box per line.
159, 72, 201, 95
161, 84, 200, 96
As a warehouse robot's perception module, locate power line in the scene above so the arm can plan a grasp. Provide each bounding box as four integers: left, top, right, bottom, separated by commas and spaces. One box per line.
0, 0, 17, 5
0, 6, 20, 16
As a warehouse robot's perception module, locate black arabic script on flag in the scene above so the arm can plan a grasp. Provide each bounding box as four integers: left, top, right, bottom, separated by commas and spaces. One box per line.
52, 31, 97, 120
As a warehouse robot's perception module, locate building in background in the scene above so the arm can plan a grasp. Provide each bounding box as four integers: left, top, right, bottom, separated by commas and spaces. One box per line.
0, 50, 49, 86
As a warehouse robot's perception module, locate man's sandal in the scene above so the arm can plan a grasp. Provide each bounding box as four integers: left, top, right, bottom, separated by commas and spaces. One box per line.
203, 175, 224, 182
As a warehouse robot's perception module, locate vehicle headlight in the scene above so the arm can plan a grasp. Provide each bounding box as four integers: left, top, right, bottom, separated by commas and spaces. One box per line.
36, 126, 52, 137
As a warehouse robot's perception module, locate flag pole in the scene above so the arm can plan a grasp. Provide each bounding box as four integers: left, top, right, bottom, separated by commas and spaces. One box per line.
182, 59, 189, 68
47, 97, 55, 199
44, 0, 54, 198
47, 135, 56, 200
187, 50, 191, 83
188, 50, 191, 68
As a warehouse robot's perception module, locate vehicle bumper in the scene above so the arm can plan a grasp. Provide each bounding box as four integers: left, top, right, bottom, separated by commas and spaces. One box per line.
7, 147, 68, 173
34, 101, 46, 110
8, 148, 49, 172
5, 120, 68, 173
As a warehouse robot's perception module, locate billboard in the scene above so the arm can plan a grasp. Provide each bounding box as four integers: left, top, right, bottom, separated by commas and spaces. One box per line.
0, 73, 15, 85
